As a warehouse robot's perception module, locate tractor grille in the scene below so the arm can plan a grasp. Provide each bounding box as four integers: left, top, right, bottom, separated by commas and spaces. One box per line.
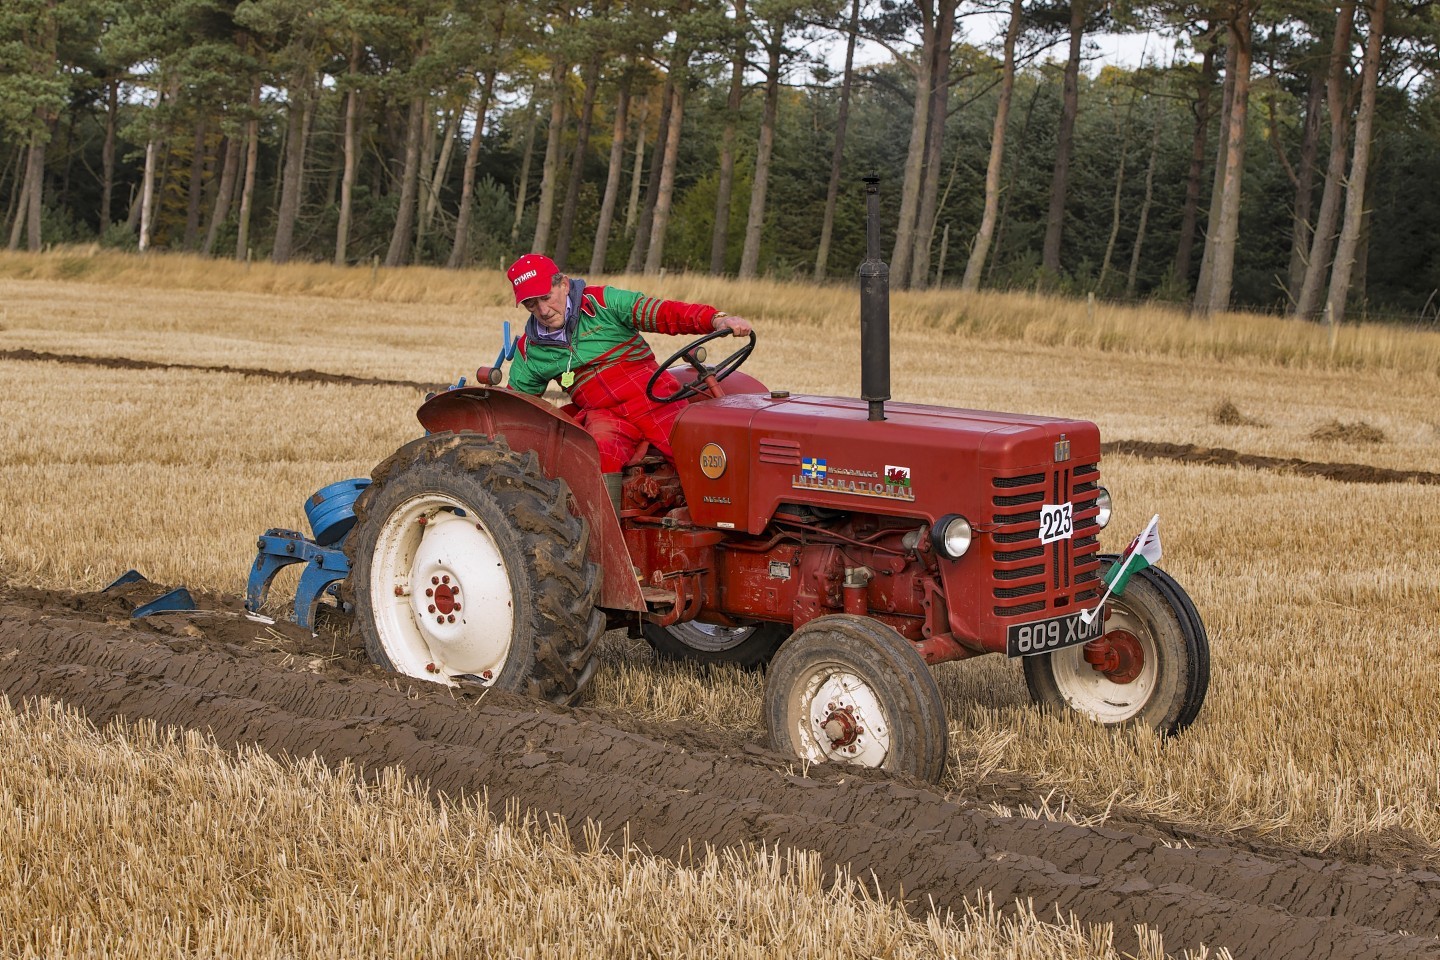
989, 459, 1102, 618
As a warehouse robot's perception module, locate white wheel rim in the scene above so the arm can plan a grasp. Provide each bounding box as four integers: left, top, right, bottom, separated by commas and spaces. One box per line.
1050, 601, 1158, 724
788, 663, 892, 768
368, 493, 515, 686
665, 621, 757, 653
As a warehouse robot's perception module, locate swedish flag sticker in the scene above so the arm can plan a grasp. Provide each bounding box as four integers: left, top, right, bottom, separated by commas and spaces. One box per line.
801, 457, 828, 479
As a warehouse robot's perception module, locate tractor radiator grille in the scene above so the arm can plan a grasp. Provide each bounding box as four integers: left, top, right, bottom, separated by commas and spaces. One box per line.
990, 457, 1103, 617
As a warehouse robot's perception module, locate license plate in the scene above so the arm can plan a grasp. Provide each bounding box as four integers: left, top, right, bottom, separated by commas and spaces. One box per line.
1006, 608, 1105, 657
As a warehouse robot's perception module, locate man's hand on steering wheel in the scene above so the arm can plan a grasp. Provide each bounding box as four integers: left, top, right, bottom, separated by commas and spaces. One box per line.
712, 313, 753, 337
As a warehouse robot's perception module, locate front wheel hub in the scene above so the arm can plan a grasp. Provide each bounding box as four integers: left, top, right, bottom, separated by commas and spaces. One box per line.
1083, 629, 1145, 684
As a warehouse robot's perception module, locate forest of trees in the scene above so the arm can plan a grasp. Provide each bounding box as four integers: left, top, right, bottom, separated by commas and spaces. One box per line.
3, 0, 1438, 320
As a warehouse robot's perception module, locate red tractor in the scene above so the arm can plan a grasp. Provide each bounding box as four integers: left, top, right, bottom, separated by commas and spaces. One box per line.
343, 181, 1208, 783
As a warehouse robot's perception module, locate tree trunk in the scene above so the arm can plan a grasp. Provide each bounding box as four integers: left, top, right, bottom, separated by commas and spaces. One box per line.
184, 117, 206, 249
7, 144, 31, 251
1286, 66, 1325, 303
645, 80, 686, 275
910, 0, 957, 288
1172, 40, 1217, 288
1098, 92, 1137, 291
448, 69, 497, 269
711, 0, 749, 275
235, 82, 260, 261
273, 73, 314, 264
511, 94, 539, 244
385, 95, 426, 267
556, 39, 604, 270
1126, 106, 1162, 297
204, 132, 241, 256
740, 30, 783, 279
889, 1, 936, 289
961, 0, 1022, 291
420, 107, 458, 247
989, 78, 1043, 284
1295, 0, 1357, 320
625, 94, 648, 236
1325, 0, 1387, 324
1200, 10, 1254, 315
1194, 40, 1236, 309
414, 106, 440, 254
814, 0, 861, 281
23, 135, 44, 252
1041, 0, 1087, 278
590, 78, 631, 274
627, 70, 675, 273
100, 79, 117, 234
532, 59, 568, 252
138, 137, 158, 253
336, 40, 362, 266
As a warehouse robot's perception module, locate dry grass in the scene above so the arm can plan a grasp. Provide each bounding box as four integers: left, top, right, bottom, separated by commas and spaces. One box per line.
5, 245, 1440, 377
0, 255, 1438, 937
3, 699, 1196, 960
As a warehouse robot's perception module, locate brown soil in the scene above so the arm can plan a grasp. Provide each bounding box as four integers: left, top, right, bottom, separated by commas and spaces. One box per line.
0, 348, 435, 391
2, 581, 1437, 960
1104, 440, 1439, 485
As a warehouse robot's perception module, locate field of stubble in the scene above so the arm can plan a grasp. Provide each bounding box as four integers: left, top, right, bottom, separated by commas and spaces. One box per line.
1, 248, 1438, 958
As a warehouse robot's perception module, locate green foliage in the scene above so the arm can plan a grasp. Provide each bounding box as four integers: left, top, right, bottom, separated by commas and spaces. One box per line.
3, 0, 1439, 317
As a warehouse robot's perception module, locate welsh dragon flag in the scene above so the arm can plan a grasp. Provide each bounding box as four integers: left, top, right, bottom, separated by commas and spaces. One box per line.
1080, 514, 1162, 624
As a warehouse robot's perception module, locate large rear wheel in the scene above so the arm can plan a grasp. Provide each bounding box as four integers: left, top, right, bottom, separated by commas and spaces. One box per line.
1023, 557, 1208, 734
345, 433, 602, 705
764, 614, 948, 783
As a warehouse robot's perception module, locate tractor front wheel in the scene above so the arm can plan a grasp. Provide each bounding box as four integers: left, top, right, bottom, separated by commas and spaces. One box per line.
764, 615, 948, 783
641, 620, 789, 670
345, 433, 603, 705
1023, 557, 1209, 735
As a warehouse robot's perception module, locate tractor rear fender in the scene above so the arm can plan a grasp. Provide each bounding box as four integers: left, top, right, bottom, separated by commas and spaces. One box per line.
417, 387, 645, 612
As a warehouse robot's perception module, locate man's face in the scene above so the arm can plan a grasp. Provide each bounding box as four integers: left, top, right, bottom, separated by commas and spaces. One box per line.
520, 277, 567, 329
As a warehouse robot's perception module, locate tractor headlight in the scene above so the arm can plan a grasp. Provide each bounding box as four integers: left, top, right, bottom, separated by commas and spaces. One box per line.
931, 514, 973, 559
1095, 487, 1113, 529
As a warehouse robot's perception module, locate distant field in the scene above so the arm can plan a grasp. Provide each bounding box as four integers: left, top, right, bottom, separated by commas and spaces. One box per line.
2, 248, 1438, 955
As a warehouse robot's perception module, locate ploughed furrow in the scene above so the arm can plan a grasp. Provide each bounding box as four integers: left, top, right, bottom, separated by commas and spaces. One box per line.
0, 348, 434, 391
5, 349, 1439, 489
2, 609, 1438, 960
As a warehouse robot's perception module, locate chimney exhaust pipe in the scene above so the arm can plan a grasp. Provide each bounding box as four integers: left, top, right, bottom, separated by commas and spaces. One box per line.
859, 175, 890, 422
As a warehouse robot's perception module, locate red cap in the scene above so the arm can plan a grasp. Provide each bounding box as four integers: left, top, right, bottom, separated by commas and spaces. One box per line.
506, 254, 560, 304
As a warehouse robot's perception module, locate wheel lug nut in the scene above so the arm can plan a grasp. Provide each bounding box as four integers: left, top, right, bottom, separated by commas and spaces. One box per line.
428, 604, 436, 613
436, 615, 444, 624
425, 588, 433, 597
432, 576, 439, 585
447, 614, 455, 623
453, 603, 461, 611
442, 575, 450, 584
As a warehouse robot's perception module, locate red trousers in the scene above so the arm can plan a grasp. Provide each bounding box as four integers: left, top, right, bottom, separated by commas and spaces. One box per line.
569, 359, 688, 472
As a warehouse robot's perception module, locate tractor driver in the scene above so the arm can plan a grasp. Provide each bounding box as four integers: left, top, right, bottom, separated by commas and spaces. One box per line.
504, 253, 754, 474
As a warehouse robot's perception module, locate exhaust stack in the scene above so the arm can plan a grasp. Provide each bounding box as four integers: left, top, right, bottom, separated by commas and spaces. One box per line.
859, 175, 890, 422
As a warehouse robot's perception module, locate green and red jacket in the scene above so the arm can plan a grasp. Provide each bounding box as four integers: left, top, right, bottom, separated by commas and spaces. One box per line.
507, 280, 720, 406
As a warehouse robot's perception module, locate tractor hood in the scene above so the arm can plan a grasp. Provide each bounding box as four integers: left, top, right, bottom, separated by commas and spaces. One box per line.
671, 392, 1101, 534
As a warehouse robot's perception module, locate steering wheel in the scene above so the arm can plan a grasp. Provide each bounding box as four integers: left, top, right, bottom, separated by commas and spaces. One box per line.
646, 329, 757, 404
